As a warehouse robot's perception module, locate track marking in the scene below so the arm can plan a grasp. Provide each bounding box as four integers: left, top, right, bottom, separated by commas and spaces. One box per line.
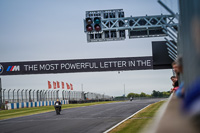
103, 104, 151, 133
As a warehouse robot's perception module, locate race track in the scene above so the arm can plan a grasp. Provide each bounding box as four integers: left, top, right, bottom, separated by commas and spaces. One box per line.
0, 99, 164, 133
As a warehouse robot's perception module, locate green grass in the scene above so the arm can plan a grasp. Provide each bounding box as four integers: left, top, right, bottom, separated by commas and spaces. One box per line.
109, 101, 165, 133
0, 101, 118, 120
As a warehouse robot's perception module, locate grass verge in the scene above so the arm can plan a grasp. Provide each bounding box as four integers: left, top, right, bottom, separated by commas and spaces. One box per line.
0, 101, 117, 120
109, 100, 165, 133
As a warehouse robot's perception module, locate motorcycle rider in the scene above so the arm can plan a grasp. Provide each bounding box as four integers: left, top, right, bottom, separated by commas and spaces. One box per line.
55, 99, 62, 111
130, 97, 133, 101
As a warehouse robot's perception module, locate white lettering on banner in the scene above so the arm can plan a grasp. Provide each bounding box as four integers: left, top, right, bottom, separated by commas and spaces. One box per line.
39, 64, 59, 71
61, 62, 99, 70
100, 62, 107, 68
100, 61, 127, 68
91, 62, 98, 69
60, 61, 147, 70
122, 61, 127, 67
129, 61, 136, 67
21, 59, 152, 72
24, 64, 38, 71
70, 64, 76, 69
61, 63, 69, 69
0, 56, 153, 75
136, 60, 151, 67
81, 63, 86, 69
147, 60, 151, 66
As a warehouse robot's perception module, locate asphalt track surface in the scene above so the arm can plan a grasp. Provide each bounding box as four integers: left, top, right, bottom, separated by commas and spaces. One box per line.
0, 99, 164, 133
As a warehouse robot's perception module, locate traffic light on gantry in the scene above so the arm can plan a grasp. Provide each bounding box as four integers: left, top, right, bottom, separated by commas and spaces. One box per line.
85, 17, 102, 32
94, 17, 101, 32
86, 18, 93, 32
84, 9, 125, 42
84, 11, 103, 42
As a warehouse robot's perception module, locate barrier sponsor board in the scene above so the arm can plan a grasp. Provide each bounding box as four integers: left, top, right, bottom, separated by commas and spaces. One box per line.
0, 56, 153, 75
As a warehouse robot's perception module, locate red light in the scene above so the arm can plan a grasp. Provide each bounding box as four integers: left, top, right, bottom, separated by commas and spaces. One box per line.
86, 25, 93, 32
95, 24, 101, 32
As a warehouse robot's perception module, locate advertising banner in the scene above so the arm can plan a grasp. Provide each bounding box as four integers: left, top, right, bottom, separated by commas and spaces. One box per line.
0, 56, 153, 75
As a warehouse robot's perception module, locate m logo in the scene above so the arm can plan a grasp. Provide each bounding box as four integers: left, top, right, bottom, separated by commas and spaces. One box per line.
0, 64, 4, 74
7, 66, 20, 71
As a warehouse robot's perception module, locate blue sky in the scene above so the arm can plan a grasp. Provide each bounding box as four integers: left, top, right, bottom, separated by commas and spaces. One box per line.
0, 0, 178, 96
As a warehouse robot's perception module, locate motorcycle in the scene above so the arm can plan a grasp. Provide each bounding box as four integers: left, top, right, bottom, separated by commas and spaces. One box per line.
54, 103, 61, 115
130, 97, 133, 101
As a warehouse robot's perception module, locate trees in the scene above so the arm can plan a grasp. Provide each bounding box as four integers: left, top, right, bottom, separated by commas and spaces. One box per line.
162, 91, 171, 97
152, 90, 158, 97
140, 92, 146, 97
151, 90, 171, 98
127, 90, 171, 98
127, 93, 139, 98
127, 92, 147, 98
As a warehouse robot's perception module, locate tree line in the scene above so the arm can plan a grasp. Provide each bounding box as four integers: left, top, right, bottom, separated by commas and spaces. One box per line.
127, 90, 171, 98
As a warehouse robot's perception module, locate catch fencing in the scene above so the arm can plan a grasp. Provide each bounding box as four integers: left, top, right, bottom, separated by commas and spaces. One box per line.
1, 88, 112, 106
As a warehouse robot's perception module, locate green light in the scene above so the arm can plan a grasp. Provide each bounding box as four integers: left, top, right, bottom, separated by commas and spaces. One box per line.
94, 17, 100, 24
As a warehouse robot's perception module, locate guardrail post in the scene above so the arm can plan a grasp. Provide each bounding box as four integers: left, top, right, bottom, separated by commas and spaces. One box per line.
45, 90, 47, 101
50, 90, 52, 101
42, 90, 44, 101
3, 89, 6, 103
36, 90, 39, 101
25, 89, 28, 102
50, 91, 53, 101
41, 90, 43, 101
29, 89, 32, 102
44, 90, 46, 101
40, 90, 42, 101
21, 89, 24, 102
33, 90, 35, 102
8, 89, 11, 103
65, 91, 67, 100
13, 89, 15, 103
47, 90, 51, 101
47, 90, 49, 101
69, 91, 71, 102
17, 89, 20, 103
62, 90, 64, 100
52, 91, 54, 101
56, 90, 59, 99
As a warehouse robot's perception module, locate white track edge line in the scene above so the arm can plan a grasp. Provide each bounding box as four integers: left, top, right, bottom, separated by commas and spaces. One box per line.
145, 94, 173, 133
103, 104, 151, 133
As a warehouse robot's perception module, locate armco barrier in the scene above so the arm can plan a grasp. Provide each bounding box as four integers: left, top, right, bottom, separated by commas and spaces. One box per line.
5, 100, 68, 110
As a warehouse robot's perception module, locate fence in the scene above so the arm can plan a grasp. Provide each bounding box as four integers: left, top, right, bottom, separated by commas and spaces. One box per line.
1, 88, 112, 104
